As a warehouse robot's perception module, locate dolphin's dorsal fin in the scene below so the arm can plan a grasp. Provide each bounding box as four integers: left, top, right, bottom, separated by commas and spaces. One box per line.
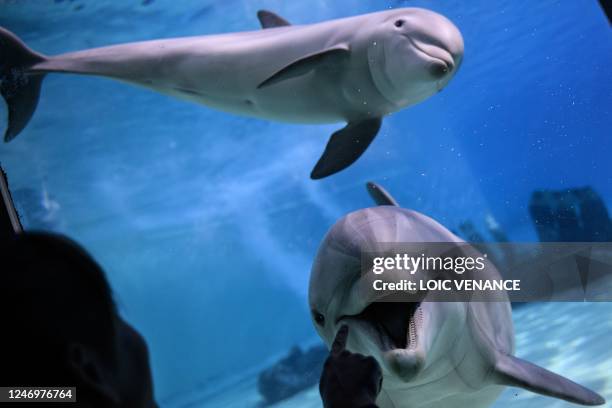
310, 118, 381, 179
494, 354, 605, 406
366, 182, 399, 206
257, 44, 350, 89
257, 10, 291, 28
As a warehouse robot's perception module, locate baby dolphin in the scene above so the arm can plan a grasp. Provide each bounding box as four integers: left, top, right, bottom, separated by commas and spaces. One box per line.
0, 8, 463, 179
308, 182, 605, 407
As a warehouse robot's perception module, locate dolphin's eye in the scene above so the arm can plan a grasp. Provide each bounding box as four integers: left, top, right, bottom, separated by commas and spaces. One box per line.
394, 19, 405, 28
313, 310, 325, 326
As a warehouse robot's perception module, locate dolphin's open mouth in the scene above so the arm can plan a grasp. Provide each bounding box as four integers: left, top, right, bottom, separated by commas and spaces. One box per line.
340, 301, 422, 350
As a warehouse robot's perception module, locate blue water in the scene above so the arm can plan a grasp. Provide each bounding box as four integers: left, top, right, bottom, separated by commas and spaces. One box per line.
1, 0, 611, 407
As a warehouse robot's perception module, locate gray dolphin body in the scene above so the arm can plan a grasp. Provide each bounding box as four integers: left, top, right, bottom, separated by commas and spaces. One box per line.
0, 8, 463, 179
308, 183, 605, 407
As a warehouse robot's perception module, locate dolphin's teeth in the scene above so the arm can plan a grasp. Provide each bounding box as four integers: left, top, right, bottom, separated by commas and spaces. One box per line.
407, 305, 422, 350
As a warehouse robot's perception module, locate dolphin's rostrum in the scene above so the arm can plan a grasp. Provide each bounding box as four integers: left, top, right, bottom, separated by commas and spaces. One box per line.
0, 8, 463, 179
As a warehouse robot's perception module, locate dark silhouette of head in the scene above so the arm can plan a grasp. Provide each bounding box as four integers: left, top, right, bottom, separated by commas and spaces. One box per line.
0, 232, 157, 408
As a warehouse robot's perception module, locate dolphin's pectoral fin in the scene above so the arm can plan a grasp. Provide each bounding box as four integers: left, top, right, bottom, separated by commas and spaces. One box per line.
257, 10, 291, 28
366, 182, 399, 206
310, 118, 381, 180
257, 45, 350, 89
493, 354, 605, 406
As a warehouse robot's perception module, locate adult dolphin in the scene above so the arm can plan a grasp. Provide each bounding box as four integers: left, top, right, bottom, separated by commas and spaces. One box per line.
308, 182, 605, 407
0, 8, 463, 179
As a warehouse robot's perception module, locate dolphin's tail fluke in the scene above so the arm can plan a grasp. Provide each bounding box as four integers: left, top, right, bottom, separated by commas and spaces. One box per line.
0, 27, 47, 142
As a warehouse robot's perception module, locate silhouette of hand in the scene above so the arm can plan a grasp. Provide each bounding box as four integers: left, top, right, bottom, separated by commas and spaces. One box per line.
319, 325, 383, 408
